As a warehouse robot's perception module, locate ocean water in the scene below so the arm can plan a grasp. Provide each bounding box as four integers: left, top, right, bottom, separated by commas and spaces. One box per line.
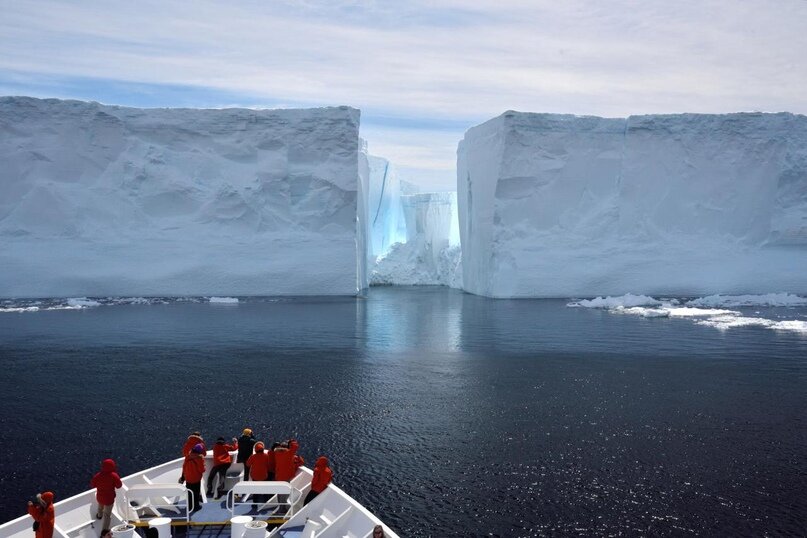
0, 287, 805, 536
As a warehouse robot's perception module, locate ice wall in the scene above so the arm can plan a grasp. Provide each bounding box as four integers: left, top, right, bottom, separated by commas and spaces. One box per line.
367, 154, 406, 261
0, 97, 366, 297
458, 111, 807, 298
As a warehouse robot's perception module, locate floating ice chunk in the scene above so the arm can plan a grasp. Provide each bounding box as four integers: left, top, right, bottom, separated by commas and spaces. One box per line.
209, 296, 239, 304
0, 306, 40, 313
666, 307, 740, 317
697, 315, 807, 333
687, 293, 807, 308
66, 297, 101, 308
611, 306, 670, 318
568, 294, 662, 309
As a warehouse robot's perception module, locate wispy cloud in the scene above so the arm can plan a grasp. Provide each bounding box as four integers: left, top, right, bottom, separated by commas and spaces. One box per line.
2, 0, 806, 189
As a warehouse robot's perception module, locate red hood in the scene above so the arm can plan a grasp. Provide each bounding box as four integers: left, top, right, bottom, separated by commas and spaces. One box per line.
40, 491, 54, 504
101, 458, 117, 473
315, 456, 329, 468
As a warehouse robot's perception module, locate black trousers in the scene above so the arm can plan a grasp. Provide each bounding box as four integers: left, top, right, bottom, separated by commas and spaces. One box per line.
304, 490, 320, 505
207, 463, 230, 494
241, 463, 250, 481
187, 481, 202, 511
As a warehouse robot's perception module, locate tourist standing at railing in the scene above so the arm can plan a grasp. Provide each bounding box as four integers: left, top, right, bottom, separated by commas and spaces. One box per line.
236, 428, 256, 481
266, 443, 280, 480
179, 443, 206, 512
247, 442, 271, 505
182, 431, 205, 457
304, 456, 333, 505
27, 491, 54, 538
90, 459, 122, 530
273, 441, 294, 482
207, 436, 238, 499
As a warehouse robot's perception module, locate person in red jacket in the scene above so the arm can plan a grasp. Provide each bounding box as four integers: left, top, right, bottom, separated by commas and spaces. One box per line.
27, 491, 55, 538
91, 459, 122, 529
290, 439, 305, 473
182, 432, 205, 457
207, 436, 238, 498
304, 456, 333, 505
273, 441, 298, 482
246, 442, 271, 506
246, 442, 270, 480
179, 443, 206, 512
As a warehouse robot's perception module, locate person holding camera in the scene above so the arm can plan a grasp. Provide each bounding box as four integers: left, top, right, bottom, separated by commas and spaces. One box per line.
27, 491, 55, 538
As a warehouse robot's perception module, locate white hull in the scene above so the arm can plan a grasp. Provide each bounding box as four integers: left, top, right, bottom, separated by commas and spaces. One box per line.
0, 453, 398, 538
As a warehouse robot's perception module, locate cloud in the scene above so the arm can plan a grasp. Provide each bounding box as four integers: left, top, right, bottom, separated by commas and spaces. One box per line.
2, 0, 806, 188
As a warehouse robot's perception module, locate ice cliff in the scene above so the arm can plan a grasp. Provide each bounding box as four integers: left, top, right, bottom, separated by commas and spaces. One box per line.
458, 111, 807, 298
0, 97, 366, 297
366, 154, 406, 262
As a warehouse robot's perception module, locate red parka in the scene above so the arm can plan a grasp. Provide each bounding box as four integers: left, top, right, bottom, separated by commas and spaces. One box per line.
247, 443, 270, 480
213, 441, 237, 466
182, 434, 205, 457
182, 453, 206, 484
310, 456, 333, 493
274, 445, 297, 482
28, 492, 55, 538
91, 459, 122, 505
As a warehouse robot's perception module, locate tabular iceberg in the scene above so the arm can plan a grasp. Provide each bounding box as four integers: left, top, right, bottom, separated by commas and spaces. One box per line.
458, 111, 807, 298
0, 97, 366, 297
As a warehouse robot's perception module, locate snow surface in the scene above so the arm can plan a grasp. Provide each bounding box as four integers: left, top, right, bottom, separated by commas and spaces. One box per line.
458, 111, 807, 298
0, 97, 365, 297
209, 296, 239, 303
569, 293, 807, 334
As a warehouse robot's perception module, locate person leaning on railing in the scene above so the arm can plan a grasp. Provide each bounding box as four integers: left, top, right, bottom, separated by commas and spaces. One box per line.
303, 456, 333, 505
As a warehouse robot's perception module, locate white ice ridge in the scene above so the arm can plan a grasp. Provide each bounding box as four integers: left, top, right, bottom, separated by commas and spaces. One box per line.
209, 296, 239, 304
568, 294, 807, 333
458, 111, 807, 298
0, 97, 365, 297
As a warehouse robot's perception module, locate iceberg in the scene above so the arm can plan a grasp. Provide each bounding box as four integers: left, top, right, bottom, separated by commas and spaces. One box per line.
366, 154, 406, 261
371, 192, 462, 287
458, 111, 807, 298
0, 97, 367, 297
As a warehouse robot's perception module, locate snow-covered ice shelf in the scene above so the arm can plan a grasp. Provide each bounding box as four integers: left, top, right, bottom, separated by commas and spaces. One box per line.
0, 97, 366, 297
458, 111, 807, 298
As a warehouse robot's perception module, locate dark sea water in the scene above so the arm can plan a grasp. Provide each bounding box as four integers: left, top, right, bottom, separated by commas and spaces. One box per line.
0, 287, 805, 537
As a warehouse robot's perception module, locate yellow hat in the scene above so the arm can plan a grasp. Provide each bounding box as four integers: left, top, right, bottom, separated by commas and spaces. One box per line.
243, 428, 252, 435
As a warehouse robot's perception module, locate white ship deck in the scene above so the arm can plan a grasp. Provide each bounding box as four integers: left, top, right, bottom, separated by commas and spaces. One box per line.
0, 453, 398, 538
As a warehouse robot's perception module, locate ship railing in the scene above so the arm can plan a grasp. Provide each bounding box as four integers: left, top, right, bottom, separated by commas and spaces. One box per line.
226, 481, 302, 519
124, 484, 190, 525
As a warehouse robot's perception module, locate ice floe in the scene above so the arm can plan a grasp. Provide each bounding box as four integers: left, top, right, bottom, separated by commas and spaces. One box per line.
569, 293, 807, 334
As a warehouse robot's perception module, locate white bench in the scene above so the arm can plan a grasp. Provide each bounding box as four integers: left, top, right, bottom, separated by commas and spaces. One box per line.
124, 484, 190, 523
227, 481, 300, 519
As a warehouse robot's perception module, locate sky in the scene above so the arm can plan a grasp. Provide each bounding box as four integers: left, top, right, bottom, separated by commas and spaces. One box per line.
1, 0, 806, 190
